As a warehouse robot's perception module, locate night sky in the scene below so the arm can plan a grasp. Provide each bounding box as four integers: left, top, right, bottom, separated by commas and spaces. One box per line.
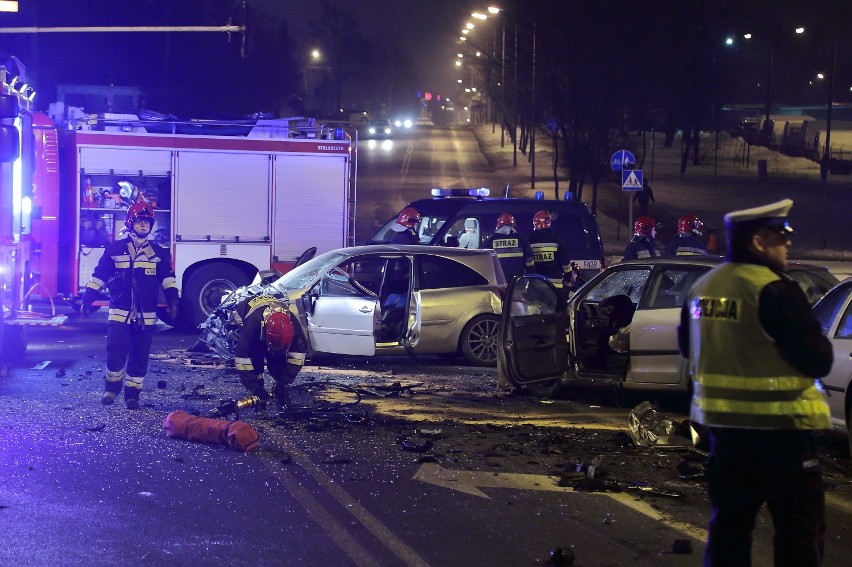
0, 0, 471, 117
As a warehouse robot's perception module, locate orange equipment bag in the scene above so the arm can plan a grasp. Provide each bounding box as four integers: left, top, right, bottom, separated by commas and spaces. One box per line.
163, 410, 260, 452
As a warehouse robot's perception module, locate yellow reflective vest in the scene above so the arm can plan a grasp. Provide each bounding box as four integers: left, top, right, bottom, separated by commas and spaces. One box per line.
685, 263, 830, 430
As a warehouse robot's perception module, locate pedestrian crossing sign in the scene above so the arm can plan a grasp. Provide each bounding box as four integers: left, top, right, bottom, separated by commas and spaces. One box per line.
622, 169, 643, 191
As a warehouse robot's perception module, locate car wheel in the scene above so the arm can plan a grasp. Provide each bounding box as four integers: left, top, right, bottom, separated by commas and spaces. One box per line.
459, 314, 500, 366
183, 263, 252, 330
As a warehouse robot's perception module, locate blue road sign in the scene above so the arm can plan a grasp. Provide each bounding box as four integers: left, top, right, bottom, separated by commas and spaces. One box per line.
622, 169, 643, 191
610, 150, 636, 172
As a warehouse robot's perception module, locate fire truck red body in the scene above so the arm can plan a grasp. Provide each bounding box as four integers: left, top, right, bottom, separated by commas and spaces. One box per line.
0, 67, 66, 358
46, 113, 356, 328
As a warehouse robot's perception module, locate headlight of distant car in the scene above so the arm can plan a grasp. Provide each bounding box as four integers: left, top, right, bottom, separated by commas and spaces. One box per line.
384, 127, 392, 135
368, 127, 377, 135
393, 119, 413, 129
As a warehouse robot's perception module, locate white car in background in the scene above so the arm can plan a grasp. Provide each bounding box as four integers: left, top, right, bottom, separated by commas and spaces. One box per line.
812, 277, 852, 454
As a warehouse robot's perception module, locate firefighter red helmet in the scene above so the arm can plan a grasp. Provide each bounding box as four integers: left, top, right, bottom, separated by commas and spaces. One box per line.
396, 207, 421, 228
532, 210, 551, 230
495, 212, 516, 230
634, 216, 658, 236
265, 310, 294, 354
677, 214, 704, 235
125, 202, 156, 233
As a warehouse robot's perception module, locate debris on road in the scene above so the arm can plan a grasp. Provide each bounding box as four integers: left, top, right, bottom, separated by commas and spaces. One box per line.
31, 360, 51, 370
628, 401, 698, 449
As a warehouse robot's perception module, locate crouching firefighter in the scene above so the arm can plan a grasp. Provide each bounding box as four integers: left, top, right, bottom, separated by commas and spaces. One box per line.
233, 294, 306, 405
81, 202, 180, 409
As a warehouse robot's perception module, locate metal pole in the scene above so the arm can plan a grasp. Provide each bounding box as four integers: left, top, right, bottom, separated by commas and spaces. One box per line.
762, 42, 773, 146
513, 21, 518, 168
530, 13, 536, 190
500, 21, 506, 148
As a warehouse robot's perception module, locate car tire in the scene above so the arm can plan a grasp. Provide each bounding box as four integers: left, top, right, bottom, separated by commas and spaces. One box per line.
459, 314, 500, 366
182, 263, 252, 330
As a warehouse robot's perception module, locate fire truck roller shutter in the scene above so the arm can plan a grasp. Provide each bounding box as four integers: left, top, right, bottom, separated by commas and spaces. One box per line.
273, 154, 348, 260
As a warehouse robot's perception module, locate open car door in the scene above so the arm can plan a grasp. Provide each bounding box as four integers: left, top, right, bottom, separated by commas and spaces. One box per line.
305, 267, 378, 356
498, 275, 569, 387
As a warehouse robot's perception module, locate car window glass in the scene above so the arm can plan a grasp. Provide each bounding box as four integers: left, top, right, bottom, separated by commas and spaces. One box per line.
419, 216, 447, 244
320, 256, 385, 297
646, 267, 708, 309
813, 283, 851, 335
510, 277, 560, 316
273, 250, 348, 291
419, 255, 488, 290
787, 269, 836, 304
837, 304, 852, 339
581, 268, 651, 304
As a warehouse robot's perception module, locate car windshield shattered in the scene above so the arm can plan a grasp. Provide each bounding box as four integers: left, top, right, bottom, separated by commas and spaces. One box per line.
196, 250, 349, 359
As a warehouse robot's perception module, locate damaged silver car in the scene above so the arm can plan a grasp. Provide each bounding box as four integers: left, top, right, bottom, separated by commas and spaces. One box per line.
198, 245, 507, 369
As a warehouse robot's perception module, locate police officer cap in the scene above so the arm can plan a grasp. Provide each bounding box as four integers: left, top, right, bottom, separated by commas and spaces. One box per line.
724, 198, 794, 235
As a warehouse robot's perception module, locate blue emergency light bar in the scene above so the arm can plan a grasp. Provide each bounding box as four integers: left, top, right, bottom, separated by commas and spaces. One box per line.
431, 187, 490, 198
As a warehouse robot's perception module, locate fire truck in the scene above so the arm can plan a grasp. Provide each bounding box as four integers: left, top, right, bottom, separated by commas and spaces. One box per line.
0, 66, 67, 359
46, 111, 356, 329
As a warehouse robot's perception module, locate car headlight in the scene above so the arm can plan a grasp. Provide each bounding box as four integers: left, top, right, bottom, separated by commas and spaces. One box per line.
368, 127, 376, 134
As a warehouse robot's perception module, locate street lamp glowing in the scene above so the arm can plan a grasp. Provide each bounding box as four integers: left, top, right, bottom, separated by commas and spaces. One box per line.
462, 29, 469, 35
466, 22, 474, 30
476, 51, 481, 57
455, 60, 462, 67
795, 27, 805, 34
488, 6, 501, 14
725, 36, 735, 46
471, 12, 487, 20
817, 73, 825, 80
743, 33, 752, 40
311, 49, 321, 59
457, 53, 464, 58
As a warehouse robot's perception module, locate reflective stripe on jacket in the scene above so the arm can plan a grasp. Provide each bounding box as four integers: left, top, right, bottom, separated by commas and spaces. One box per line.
528, 227, 571, 288
686, 262, 830, 430
85, 237, 178, 327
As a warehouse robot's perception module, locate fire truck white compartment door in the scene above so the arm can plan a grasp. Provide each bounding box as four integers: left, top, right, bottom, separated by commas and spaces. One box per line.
78, 147, 171, 175
176, 152, 269, 242
307, 295, 376, 356
274, 154, 348, 261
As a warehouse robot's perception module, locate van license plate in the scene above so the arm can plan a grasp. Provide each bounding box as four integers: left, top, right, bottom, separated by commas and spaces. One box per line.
579, 260, 601, 269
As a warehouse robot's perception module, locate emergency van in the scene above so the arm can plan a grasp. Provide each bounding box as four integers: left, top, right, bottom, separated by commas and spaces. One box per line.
368, 189, 606, 279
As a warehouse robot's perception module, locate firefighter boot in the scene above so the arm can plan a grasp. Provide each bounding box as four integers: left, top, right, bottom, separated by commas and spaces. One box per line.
272, 382, 293, 407
101, 369, 124, 405
124, 375, 144, 410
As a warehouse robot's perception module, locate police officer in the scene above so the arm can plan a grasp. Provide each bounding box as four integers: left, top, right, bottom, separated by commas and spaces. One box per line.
668, 214, 708, 256
81, 202, 180, 409
622, 216, 662, 260
528, 210, 571, 290
233, 294, 307, 405
388, 207, 421, 245
482, 213, 534, 278
678, 199, 832, 566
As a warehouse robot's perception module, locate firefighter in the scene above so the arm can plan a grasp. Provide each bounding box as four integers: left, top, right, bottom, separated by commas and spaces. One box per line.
678, 199, 832, 566
668, 214, 708, 256
81, 202, 179, 409
623, 216, 662, 260
233, 294, 306, 404
528, 210, 571, 291
388, 207, 421, 245
482, 212, 534, 278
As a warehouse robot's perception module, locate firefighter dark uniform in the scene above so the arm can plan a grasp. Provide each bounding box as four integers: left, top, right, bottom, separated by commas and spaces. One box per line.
623, 216, 662, 260
482, 213, 534, 278
678, 199, 832, 567
529, 210, 571, 289
667, 232, 707, 256
668, 214, 708, 256
233, 294, 306, 402
388, 207, 421, 245
82, 202, 179, 409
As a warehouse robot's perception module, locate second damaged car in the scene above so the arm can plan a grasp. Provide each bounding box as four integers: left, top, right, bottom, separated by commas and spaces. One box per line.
498, 257, 838, 397
198, 245, 506, 369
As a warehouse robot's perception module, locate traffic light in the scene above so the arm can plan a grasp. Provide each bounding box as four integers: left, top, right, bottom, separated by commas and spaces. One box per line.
0, 94, 20, 163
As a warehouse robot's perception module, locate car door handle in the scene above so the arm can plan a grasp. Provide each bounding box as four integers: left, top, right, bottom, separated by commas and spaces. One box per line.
359, 306, 372, 313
